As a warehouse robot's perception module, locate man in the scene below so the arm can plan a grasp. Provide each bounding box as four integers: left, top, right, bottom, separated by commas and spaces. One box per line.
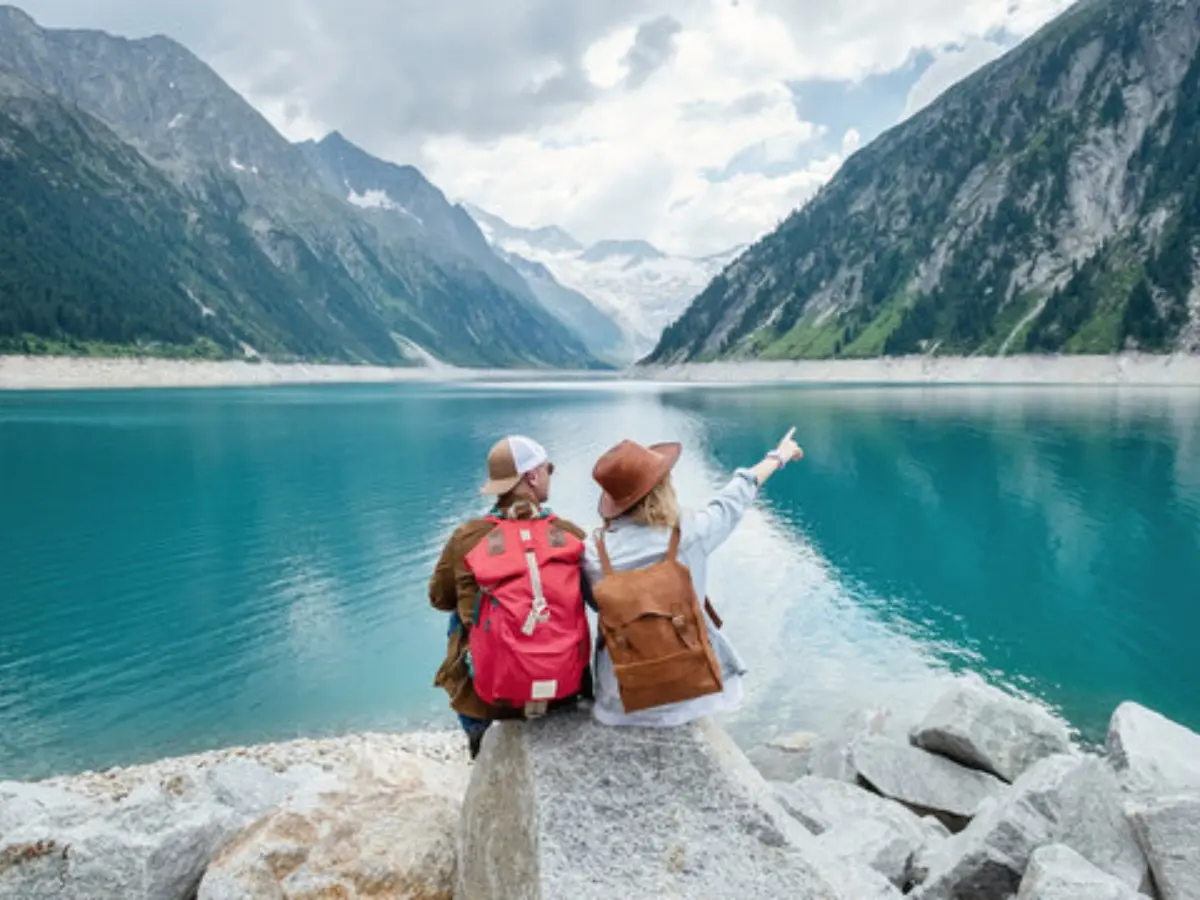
429, 435, 592, 759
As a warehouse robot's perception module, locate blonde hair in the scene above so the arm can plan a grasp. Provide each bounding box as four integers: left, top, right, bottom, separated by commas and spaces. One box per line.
621, 473, 680, 528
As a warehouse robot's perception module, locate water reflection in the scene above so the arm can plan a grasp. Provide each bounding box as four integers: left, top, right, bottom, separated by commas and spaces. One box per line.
663, 385, 1200, 740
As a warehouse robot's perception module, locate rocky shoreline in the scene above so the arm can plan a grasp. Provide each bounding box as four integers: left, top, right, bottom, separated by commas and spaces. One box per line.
744, 678, 1200, 898
0, 731, 470, 899
5, 351, 1200, 391
633, 353, 1200, 386
2, 678, 1197, 899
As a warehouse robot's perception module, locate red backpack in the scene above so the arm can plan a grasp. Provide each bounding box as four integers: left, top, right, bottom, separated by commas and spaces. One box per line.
462, 513, 590, 711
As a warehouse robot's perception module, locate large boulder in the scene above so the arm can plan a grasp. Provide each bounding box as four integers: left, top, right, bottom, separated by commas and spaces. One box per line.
1016, 844, 1142, 900
1107, 702, 1200, 795
850, 736, 1008, 832
198, 756, 465, 899
1127, 794, 1200, 900
911, 679, 1073, 783
456, 708, 901, 899
0, 732, 466, 900
808, 709, 895, 782
915, 754, 1152, 900
747, 732, 817, 782
774, 776, 949, 889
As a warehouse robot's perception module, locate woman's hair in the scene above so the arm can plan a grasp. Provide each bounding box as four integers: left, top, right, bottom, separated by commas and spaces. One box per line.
619, 473, 680, 528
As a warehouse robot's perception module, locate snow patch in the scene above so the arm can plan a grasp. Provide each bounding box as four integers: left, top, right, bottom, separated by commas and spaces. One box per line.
167, 113, 185, 129
229, 158, 259, 175
346, 188, 423, 225
184, 287, 215, 318
484, 233, 739, 354
392, 334, 449, 369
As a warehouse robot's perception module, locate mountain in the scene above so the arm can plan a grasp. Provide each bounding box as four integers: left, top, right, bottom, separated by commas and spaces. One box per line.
647, 0, 1200, 364
492, 248, 633, 364
579, 239, 666, 263
297, 133, 530, 304
299, 132, 629, 366
466, 204, 743, 356
2, 69, 293, 359
463, 203, 582, 254
0, 5, 599, 368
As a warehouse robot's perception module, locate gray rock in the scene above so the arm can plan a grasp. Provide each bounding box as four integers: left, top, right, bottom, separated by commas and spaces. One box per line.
774, 777, 951, 889
1017, 844, 1141, 900
809, 709, 894, 782
1107, 702, 1200, 795
457, 708, 901, 899
198, 771, 463, 899
821, 817, 923, 892
0, 780, 244, 900
0, 732, 467, 900
916, 754, 1152, 900
1127, 793, 1200, 900
774, 775, 949, 841
911, 679, 1073, 782
747, 732, 817, 782
851, 736, 1008, 831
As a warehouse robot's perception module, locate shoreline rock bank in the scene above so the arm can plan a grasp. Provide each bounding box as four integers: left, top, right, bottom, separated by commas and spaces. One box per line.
2, 679, 1198, 898
5, 351, 1200, 390
0, 731, 468, 900
634, 353, 1200, 386
743, 680, 1200, 898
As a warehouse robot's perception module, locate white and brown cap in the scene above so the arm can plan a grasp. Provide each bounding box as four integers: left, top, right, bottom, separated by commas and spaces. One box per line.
479, 435, 550, 495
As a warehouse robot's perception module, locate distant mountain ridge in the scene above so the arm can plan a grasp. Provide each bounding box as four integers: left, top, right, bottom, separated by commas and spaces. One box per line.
648, 0, 1200, 364
580, 240, 666, 263
0, 5, 602, 368
465, 204, 743, 356
463, 203, 582, 254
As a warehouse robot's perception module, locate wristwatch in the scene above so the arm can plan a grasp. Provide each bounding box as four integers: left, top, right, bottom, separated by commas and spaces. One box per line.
766, 449, 789, 468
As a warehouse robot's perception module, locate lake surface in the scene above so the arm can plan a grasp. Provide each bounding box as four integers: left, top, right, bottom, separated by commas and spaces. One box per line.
2, 380, 1199, 780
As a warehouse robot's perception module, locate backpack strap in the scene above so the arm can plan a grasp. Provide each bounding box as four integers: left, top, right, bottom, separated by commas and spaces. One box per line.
595, 531, 614, 576
666, 522, 682, 561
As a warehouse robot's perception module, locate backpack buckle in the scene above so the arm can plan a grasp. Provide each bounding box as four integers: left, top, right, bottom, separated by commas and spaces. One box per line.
524, 701, 549, 718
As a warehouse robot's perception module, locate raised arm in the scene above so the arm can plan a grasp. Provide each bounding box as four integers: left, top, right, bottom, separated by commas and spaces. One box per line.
691, 427, 804, 555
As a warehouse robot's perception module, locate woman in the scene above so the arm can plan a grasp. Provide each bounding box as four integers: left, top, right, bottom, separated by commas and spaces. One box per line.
583, 427, 804, 727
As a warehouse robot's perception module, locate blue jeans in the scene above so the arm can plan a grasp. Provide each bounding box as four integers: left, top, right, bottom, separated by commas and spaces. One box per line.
449, 610, 492, 738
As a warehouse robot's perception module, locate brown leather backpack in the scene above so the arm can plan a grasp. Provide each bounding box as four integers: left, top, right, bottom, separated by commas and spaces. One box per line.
592, 523, 724, 713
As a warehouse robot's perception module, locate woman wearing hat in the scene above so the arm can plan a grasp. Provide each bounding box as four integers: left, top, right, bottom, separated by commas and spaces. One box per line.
584, 427, 804, 727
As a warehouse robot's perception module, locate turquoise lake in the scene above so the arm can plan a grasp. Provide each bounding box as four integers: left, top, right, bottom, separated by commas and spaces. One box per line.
1, 380, 1198, 780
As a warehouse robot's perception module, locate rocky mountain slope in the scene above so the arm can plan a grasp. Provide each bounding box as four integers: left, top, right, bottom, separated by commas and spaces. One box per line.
491, 248, 633, 364
647, 0, 1200, 364
299, 132, 628, 364
466, 203, 742, 356
0, 5, 598, 368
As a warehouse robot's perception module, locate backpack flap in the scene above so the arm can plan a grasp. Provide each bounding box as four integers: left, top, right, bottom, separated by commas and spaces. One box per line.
592, 567, 692, 630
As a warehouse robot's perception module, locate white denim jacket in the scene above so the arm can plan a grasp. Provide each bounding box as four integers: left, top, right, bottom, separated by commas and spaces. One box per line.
583, 469, 759, 727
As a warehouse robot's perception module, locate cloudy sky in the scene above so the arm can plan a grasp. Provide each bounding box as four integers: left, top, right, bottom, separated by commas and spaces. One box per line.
21, 0, 1076, 255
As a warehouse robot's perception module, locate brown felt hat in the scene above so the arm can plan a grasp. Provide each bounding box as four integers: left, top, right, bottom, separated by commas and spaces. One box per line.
592, 439, 682, 519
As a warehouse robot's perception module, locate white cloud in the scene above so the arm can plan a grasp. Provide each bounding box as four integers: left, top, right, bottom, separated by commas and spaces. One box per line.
842, 128, 863, 156
18, 0, 1080, 255
409, 0, 1074, 255
901, 38, 1010, 121
415, 3, 834, 256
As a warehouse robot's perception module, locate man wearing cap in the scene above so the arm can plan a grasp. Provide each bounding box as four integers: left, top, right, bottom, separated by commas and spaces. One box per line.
428, 435, 590, 758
